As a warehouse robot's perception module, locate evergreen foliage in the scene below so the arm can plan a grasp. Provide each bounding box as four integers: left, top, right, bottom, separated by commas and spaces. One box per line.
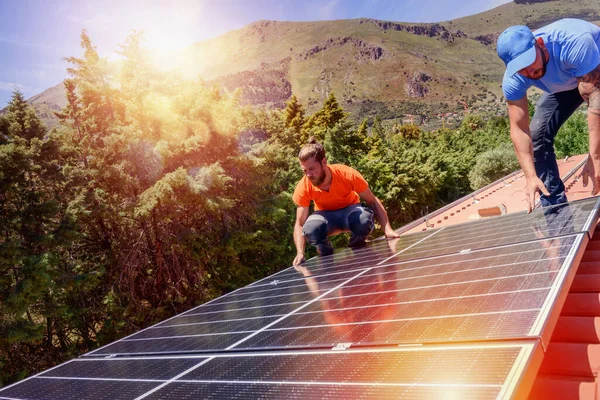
554, 111, 588, 158
468, 143, 521, 189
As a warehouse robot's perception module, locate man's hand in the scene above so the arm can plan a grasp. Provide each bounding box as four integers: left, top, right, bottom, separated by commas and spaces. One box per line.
294, 264, 309, 275
384, 226, 400, 239
525, 176, 550, 213
582, 156, 600, 196
293, 207, 309, 266
293, 253, 305, 266
578, 64, 600, 197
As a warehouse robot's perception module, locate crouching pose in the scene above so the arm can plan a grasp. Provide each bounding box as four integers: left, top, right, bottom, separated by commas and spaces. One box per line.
292, 138, 399, 266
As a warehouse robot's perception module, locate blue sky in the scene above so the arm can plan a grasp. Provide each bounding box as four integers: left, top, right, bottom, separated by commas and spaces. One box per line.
0, 0, 511, 108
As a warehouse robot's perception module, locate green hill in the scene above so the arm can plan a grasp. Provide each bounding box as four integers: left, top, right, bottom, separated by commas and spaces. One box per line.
19, 0, 600, 127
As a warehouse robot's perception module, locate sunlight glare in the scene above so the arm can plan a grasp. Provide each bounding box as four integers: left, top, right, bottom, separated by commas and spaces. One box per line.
130, 1, 205, 56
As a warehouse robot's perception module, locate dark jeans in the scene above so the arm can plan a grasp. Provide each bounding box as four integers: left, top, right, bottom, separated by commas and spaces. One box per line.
302, 204, 374, 256
530, 87, 584, 207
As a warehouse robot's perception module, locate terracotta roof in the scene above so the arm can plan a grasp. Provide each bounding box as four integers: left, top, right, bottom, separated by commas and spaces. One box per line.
402, 154, 589, 234
398, 154, 599, 399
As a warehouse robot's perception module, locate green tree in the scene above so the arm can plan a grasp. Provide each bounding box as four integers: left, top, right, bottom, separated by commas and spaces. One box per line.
459, 114, 485, 133
468, 143, 520, 189
396, 123, 422, 140
0, 90, 78, 384
283, 95, 305, 143
554, 111, 588, 158
301, 92, 346, 143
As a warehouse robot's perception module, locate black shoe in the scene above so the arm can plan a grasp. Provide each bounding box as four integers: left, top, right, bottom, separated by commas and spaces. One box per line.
317, 239, 334, 256
348, 236, 367, 249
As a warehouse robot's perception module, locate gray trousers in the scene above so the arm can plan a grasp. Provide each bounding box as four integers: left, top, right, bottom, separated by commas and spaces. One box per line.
302, 204, 374, 256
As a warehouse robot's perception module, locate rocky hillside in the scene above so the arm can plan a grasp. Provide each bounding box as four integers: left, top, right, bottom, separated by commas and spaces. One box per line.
17, 0, 600, 128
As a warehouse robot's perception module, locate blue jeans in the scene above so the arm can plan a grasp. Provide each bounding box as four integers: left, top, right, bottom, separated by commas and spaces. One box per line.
302, 204, 374, 256
530, 87, 584, 207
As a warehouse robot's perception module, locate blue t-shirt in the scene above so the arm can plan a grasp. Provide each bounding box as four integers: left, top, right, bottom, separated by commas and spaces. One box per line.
502, 19, 600, 101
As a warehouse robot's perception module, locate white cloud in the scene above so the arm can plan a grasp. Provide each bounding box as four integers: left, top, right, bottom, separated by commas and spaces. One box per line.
0, 37, 69, 52
15, 69, 46, 80
0, 82, 32, 93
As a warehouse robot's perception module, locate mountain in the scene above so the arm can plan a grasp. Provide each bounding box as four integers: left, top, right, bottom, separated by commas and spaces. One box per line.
20, 0, 600, 128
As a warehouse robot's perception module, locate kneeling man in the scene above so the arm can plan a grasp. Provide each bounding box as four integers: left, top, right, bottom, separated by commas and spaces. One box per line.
292, 139, 399, 266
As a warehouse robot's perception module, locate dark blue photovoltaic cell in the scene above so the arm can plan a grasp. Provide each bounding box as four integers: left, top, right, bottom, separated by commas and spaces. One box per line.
90, 332, 248, 356
236, 235, 579, 349
131, 317, 279, 339
390, 197, 598, 263
169, 304, 301, 323
203, 272, 356, 306
0, 378, 158, 400
40, 358, 204, 380
145, 344, 531, 400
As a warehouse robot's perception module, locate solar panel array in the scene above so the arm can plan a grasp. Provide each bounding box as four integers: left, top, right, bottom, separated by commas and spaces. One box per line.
1, 197, 598, 400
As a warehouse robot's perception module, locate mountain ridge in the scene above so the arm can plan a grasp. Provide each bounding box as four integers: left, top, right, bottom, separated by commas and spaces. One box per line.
16, 0, 600, 127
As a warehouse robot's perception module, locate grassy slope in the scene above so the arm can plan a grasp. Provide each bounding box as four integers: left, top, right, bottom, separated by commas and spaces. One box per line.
20, 0, 600, 126
447, 0, 600, 35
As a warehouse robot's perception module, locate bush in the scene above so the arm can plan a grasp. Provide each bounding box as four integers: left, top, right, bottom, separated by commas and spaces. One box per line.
554, 111, 588, 158
469, 143, 520, 189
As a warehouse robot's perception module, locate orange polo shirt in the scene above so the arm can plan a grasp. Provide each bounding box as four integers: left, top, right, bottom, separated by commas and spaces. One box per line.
293, 164, 368, 211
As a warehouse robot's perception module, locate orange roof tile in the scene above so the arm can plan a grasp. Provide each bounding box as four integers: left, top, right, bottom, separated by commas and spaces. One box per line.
401, 154, 590, 234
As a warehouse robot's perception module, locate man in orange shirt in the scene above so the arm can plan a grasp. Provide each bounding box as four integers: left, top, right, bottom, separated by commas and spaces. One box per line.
292, 139, 399, 266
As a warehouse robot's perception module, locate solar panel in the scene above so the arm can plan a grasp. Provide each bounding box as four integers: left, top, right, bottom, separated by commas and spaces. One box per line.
86, 230, 587, 356
1, 196, 598, 400
232, 234, 586, 350
389, 197, 599, 263
0, 343, 540, 400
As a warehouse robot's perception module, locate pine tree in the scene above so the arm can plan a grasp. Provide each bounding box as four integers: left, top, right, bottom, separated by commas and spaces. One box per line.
301, 92, 347, 143
0, 90, 73, 384
283, 95, 305, 137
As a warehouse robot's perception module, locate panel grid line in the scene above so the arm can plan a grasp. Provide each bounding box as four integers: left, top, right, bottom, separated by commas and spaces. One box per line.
134, 357, 215, 400
219, 229, 445, 351
315, 265, 562, 304
529, 233, 585, 337
264, 308, 542, 332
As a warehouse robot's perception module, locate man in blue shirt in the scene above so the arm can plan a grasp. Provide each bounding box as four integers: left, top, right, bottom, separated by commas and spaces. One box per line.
497, 18, 600, 212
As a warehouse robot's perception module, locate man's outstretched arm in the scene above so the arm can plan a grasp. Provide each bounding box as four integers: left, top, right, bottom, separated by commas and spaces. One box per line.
358, 188, 399, 238
507, 96, 550, 212
578, 63, 600, 195
293, 206, 310, 266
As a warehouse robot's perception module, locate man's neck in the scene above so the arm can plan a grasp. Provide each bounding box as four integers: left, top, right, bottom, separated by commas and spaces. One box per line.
317, 166, 332, 191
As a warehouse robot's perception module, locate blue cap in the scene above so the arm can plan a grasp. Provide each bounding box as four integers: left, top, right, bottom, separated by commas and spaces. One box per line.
497, 25, 537, 77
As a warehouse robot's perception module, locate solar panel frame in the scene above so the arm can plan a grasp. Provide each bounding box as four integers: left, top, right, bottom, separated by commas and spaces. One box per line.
0, 342, 542, 400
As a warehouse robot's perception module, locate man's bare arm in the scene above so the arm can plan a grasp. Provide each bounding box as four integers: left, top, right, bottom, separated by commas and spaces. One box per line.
293, 206, 310, 266
358, 188, 399, 238
507, 96, 550, 212
507, 97, 535, 178
578, 64, 600, 195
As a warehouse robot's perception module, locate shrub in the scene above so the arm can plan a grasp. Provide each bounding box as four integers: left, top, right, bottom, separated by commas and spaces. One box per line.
469, 143, 520, 189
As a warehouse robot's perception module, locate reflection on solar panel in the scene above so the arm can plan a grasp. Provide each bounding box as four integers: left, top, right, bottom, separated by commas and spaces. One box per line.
1, 197, 598, 399
1, 344, 539, 400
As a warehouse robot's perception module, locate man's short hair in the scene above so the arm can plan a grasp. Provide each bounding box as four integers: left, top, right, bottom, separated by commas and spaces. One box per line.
298, 137, 326, 162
